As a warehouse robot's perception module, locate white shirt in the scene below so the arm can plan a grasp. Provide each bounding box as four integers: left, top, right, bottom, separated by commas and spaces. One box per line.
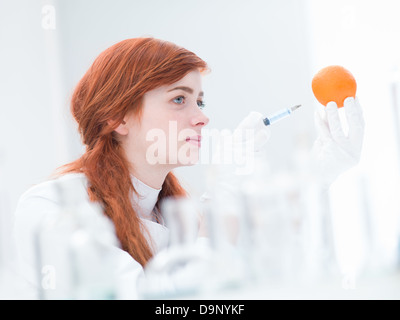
131, 174, 161, 221
13, 173, 170, 299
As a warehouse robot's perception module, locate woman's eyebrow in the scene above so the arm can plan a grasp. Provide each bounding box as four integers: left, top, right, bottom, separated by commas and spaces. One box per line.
167, 86, 204, 97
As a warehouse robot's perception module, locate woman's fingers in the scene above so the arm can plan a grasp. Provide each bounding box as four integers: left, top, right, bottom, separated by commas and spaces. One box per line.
326, 101, 346, 142
344, 96, 365, 140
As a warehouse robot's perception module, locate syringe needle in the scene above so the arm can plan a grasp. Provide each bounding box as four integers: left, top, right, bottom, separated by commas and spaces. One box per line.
290, 104, 302, 112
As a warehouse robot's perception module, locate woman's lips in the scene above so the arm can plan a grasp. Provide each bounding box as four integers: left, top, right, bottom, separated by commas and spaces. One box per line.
185, 135, 202, 147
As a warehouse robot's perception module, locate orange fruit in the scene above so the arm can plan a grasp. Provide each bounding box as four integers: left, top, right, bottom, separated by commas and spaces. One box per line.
311, 65, 357, 108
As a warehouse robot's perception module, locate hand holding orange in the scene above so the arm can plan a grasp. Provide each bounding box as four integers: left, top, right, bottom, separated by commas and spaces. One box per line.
311, 65, 357, 108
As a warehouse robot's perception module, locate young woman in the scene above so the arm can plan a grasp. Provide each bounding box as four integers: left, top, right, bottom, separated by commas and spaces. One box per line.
13, 37, 364, 299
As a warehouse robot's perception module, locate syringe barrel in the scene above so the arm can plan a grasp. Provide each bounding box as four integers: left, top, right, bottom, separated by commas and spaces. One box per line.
263, 108, 291, 126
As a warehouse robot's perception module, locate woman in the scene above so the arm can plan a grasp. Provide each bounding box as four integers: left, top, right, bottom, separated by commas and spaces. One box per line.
14, 37, 364, 299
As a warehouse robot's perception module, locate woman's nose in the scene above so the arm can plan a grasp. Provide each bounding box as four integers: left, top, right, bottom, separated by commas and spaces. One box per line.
191, 106, 209, 127
191, 105, 210, 127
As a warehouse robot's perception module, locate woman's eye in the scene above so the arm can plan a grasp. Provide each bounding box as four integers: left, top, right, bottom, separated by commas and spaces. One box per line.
173, 96, 185, 104
197, 100, 206, 109
172, 96, 205, 109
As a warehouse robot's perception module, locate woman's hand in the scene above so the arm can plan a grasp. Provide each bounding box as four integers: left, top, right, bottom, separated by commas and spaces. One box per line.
311, 97, 365, 185
232, 111, 272, 152
210, 111, 271, 176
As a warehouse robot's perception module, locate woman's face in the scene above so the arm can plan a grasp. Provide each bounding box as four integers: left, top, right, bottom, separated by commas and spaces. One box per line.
117, 70, 209, 170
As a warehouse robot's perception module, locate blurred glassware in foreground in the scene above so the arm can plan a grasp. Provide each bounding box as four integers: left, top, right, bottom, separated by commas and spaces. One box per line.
35, 177, 119, 299
203, 152, 338, 289
138, 197, 213, 298
137, 151, 342, 299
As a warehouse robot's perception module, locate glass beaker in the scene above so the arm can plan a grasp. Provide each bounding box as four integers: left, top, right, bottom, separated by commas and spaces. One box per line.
138, 197, 213, 299
35, 176, 119, 299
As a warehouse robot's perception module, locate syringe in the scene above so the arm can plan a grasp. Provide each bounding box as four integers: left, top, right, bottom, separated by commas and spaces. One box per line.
263, 104, 302, 126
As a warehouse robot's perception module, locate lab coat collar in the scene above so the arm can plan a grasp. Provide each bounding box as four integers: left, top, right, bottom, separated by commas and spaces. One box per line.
130, 174, 161, 221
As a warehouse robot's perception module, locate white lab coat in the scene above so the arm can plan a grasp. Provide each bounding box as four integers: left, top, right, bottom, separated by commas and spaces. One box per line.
13, 173, 171, 299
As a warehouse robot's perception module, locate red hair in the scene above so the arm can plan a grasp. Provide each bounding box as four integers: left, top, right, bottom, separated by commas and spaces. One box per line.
55, 37, 209, 266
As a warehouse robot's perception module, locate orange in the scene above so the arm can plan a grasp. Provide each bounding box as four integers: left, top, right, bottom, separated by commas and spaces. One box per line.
311, 65, 357, 108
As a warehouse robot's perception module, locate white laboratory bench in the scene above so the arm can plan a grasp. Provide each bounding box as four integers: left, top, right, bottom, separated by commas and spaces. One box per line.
2, 264, 399, 300
185, 271, 400, 300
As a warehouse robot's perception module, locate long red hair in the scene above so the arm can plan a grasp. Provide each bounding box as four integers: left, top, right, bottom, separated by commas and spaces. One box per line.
55, 37, 209, 266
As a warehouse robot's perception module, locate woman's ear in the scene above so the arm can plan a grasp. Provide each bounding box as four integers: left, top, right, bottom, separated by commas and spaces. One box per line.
108, 119, 129, 136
